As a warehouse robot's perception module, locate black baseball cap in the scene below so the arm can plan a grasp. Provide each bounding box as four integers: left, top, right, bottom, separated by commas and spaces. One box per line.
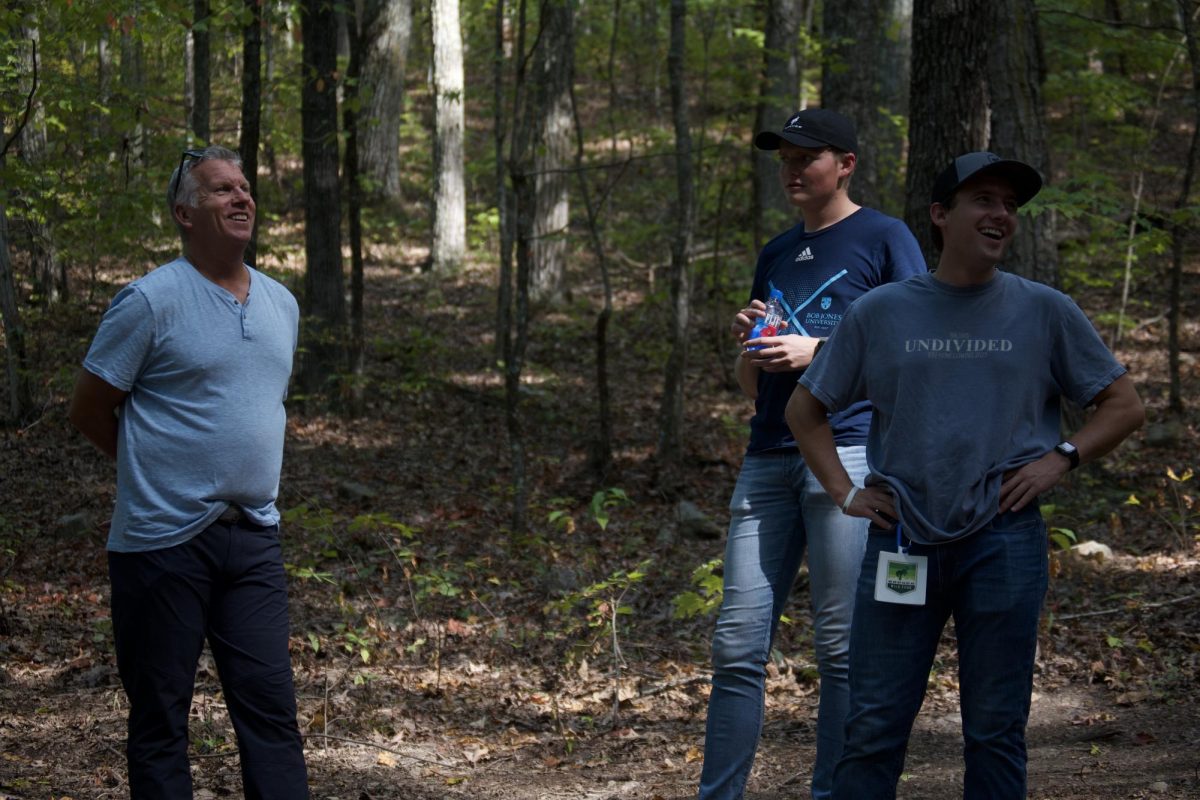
930, 152, 1043, 207
754, 108, 858, 153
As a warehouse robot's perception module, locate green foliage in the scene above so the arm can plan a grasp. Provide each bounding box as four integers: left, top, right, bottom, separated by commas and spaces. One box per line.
1126, 467, 1199, 550
546, 559, 651, 664
544, 487, 632, 535
589, 487, 630, 531
1036, 0, 1199, 311
1041, 503, 1079, 552
672, 558, 723, 619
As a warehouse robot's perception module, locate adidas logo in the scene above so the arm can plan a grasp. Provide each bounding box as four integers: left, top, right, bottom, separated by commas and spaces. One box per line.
795, 246, 814, 262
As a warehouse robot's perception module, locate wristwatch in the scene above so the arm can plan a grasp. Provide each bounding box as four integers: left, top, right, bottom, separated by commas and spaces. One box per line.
1053, 441, 1080, 470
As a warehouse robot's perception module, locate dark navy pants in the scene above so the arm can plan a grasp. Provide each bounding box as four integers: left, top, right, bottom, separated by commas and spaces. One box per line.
108, 517, 309, 799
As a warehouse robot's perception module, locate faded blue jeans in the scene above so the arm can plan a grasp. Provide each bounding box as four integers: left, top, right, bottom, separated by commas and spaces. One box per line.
832, 506, 1049, 800
699, 446, 869, 800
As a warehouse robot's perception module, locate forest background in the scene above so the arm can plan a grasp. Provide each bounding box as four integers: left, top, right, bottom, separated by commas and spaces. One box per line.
1, 0, 1198, 798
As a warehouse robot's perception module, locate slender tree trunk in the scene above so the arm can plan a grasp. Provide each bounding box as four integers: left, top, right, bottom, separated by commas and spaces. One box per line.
606, 0, 621, 160
494, 0, 513, 364
240, 0, 263, 265
656, 0, 694, 476
263, 0, 278, 177
1169, 0, 1199, 412
98, 29, 112, 117
359, 0, 413, 202
987, 0, 1057, 285
752, 0, 802, 251
432, 0, 467, 273
192, 0, 211, 142
15, 22, 64, 303
119, 18, 146, 183
529, 0, 574, 307
505, 0, 534, 531
905, 0, 991, 263
568, 43, 616, 477
0, 188, 34, 425
300, 0, 346, 399
345, 2, 366, 416
639, 0, 664, 122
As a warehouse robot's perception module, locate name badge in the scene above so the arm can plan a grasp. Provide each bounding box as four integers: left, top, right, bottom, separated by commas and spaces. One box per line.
874, 524, 927, 606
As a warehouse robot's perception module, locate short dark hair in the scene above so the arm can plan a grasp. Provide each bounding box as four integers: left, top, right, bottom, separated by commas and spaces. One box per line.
930, 192, 957, 252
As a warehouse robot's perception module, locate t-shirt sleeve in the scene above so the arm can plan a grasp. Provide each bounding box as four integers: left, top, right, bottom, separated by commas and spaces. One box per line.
799, 301, 869, 412
880, 220, 928, 283
82, 286, 155, 392
1051, 294, 1126, 407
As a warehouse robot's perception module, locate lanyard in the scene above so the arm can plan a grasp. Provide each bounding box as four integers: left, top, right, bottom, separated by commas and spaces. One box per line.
896, 523, 907, 555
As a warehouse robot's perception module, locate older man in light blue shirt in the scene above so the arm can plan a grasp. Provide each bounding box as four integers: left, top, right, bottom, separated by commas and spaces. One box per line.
70, 145, 308, 799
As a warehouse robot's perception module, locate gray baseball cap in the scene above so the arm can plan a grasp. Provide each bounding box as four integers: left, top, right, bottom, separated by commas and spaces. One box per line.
931, 152, 1043, 206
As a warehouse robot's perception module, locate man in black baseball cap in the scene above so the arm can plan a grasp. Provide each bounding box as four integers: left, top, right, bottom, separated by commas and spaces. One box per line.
754, 108, 859, 153
697, 108, 925, 800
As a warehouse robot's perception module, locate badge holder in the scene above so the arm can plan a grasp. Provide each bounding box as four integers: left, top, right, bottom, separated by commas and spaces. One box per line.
874, 524, 928, 606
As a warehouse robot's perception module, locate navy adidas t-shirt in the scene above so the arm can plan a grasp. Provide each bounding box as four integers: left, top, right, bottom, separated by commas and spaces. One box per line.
746, 207, 926, 454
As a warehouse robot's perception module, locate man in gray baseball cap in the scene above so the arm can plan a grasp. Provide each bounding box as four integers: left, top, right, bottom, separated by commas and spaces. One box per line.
788, 152, 1144, 798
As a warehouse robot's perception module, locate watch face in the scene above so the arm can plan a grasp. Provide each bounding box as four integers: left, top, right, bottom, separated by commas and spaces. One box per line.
1055, 442, 1079, 468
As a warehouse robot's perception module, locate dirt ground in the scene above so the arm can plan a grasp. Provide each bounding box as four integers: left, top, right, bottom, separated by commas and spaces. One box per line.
2, 255, 1198, 800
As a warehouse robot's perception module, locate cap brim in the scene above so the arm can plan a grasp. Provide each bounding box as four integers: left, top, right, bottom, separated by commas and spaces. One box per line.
973, 161, 1044, 206
754, 130, 833, 151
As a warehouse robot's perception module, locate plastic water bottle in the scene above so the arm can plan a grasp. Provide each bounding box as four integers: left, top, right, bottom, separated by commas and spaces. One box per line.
747, 288, 786, 349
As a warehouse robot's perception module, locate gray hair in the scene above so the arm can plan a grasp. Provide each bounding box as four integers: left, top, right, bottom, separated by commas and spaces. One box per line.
166, 145, 244, 235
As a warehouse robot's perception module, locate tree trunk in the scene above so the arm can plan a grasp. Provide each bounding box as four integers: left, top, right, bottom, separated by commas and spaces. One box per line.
1169, 0, 1199, 413
568, 43, 615, 477
986, 0, 1057, 285
505, 0, 535, 531
15, 21, 64, 303
656, 0, 694, 476
263, 0, 278, 178
240, 0, 263, 265
751, 0, 802, 251
119, 19, 146, 183
359, 0, 413, 202
300, 0, 346, 399
905, 0, 992, 263
432, 0, 467, 273
192, 0, 211, 143
0, 188, 34, 425
98, 29, 112, 118
345, 1, 366, 416
822, 0, 910, 216
638, 0, 664, 122
494, 0, 514, 364
528, 0, 574, 307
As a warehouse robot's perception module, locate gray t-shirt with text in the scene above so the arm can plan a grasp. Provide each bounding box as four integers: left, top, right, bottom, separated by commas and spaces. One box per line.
800, 270, 1125, 545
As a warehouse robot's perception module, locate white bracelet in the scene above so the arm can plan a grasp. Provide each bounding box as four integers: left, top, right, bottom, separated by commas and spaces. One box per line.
841, 486, 861, 514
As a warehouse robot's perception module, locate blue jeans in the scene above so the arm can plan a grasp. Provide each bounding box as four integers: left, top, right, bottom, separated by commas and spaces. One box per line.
832, 507, 1049, 800
109, 516, 309, 799
699, 447, 869, 800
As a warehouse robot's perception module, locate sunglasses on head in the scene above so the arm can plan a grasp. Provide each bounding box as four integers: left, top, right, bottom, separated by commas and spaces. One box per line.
169, 148, 207, 199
